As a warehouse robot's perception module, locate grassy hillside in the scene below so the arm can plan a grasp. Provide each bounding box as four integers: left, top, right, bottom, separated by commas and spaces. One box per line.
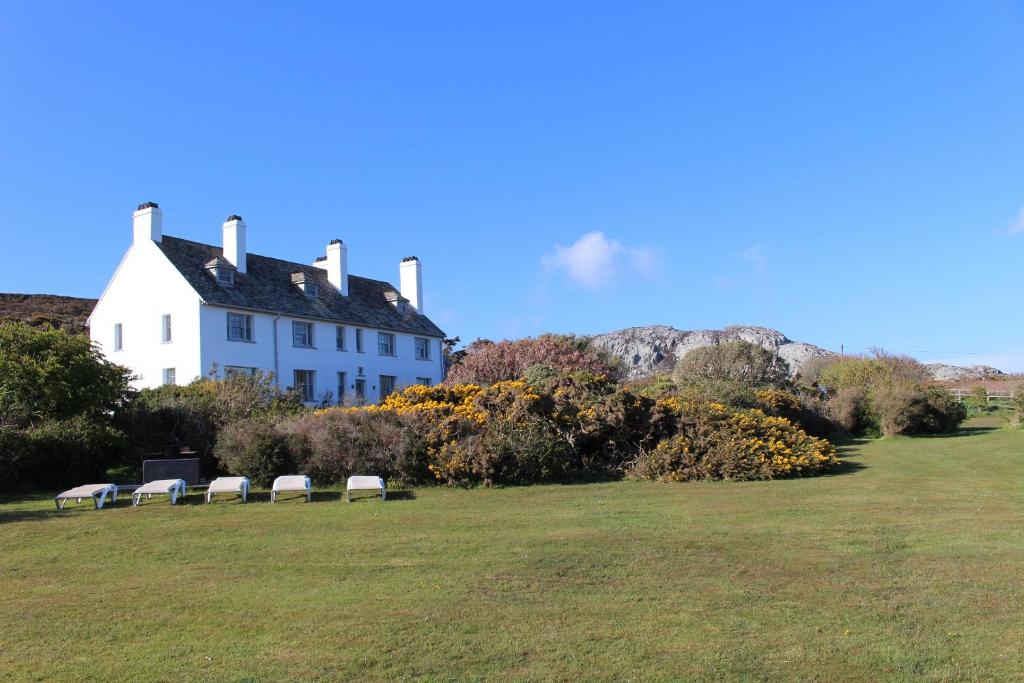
1, 417, 1022, 681
0, 293, 96, 334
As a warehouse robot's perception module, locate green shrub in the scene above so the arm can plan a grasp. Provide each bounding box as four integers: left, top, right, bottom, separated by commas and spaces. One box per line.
818, 352, 964, 436
1, 418, 127, 491
214, 419, 297, 488
118, 371, 305, 476
673, 340, 790, 390
0, 323, 133, 422
280, 409, 421, 484
828, 387, 873, 434
628, 399, 838, 482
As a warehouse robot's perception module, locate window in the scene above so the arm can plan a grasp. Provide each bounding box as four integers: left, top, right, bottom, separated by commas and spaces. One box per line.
227, 313, 253, 342
305, 282, 319, 298
217, 269, 234, 286
414, 337, 430, 360
355, 328, 364, 352
292, 321, 314, 348
378, 332, 396, 356
162, 314, 172, 343
335, 326, 347, 351
225, 366, 258, 377
294, 370, 315, 402
380, 375, 397, 399
354, 378, 366, 402
416, 377, 431, 386
113, 323, 123, 351
337, 371, 346, 404
162, 368, 176, 385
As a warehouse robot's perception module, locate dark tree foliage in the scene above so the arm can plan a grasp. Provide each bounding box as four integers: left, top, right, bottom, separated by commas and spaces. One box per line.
0, 323, 133, 425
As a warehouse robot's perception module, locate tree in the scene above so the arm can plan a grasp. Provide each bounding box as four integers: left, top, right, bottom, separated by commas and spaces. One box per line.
445, 334, 619, 385
672, 340, 790, 390
0, 323, 133, 425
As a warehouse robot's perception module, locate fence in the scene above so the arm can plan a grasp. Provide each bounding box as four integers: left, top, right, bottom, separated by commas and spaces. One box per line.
947, 388, 1017, 403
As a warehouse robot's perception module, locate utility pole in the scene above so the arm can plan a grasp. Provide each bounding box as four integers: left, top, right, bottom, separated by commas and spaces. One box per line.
841, 344, 844, 359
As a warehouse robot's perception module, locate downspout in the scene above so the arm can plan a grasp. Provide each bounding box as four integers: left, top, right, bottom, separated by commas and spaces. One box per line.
272, 315, 281, 389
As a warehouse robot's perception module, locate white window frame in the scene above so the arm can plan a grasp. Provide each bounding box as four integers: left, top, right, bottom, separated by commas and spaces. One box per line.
378, 332, 396, 357
225, 365, 258, 377
216, 268, 234, 286
355, 328, 364, 353
162, 368, 176, 385
379, 374, 397, 399
294, 369, 315, 402
292, 321, 314, 348
162, 314, 172, 343
416, 377, 431, 386
227, 312, 253, 342
414, 337, 430, 361
337, 371, 346, 403
336, 326, 347, 351
113, 323, 123, 351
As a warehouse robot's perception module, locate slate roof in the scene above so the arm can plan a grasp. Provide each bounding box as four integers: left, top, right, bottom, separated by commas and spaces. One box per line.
157, 235, 445, 337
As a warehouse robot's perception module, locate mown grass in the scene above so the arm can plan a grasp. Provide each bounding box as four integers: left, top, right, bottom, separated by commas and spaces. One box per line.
1, 417, 1022, 681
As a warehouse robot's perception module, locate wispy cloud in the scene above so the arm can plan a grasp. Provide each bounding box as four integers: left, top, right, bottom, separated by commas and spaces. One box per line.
715, 243, 769, 290
1007, 207, 1024, 235
541, 231, 660, 290
739, 244, 768, 275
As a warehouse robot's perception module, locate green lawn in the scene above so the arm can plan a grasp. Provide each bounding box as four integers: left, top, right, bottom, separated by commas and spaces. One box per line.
2, 418, 1023, 682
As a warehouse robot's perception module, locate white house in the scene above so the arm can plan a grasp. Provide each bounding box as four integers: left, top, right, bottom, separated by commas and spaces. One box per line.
89, 202, 447, 403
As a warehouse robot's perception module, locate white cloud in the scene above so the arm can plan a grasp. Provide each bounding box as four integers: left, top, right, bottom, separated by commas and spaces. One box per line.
542, 231, 659, 289
739, 244, 768, 275
1008, 207, 1024, 235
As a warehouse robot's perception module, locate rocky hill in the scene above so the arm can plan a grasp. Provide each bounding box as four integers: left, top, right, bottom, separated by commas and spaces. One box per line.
590, 325, 832, 379
590, 325, 1009, 382
924, 363, 1005, 382
0, 293, 96, 334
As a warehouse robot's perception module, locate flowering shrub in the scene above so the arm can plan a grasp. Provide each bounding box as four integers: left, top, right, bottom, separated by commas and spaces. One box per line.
212, 372, 841, 487
628, 400, 838, 482
446, 335, 619, 385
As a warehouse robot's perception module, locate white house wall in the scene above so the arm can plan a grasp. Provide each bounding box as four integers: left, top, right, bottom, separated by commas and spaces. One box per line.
198, 305, 445, 403
89, 241, 203, 389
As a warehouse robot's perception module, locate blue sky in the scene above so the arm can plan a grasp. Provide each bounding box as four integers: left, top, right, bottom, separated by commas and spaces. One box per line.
1, 1, 1023, 369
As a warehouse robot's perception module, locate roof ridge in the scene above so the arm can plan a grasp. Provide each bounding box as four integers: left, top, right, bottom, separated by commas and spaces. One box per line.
162, 234, 393, 286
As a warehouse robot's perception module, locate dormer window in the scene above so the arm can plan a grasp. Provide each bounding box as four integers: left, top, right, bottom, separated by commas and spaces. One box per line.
384, 289, 408, 312
291, 272, 319, 298
205, 257, 236, 287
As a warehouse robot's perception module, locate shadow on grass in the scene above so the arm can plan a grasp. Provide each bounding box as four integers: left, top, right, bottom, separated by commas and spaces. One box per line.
913, 426, 1000, 439
820, 458, 868, 477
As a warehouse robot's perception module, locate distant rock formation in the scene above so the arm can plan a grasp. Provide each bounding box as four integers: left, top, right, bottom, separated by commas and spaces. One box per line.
590, 324, 1007, 382
924, 363, 1005, 382
0, 293, 96, 334
589, 325, 833, 380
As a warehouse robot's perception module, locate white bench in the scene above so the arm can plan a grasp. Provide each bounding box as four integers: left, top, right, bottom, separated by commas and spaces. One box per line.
132, 479, 186, 506
346, 475, 386, 502
55, 484, 118, 510
271, 475, 311, 503
206, 477, 250, 503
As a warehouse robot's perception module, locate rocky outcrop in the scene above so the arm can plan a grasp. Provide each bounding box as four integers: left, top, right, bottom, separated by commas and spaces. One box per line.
924, 363, 1005, 382
589, 325, 833, 379
590, 324, 1009, 382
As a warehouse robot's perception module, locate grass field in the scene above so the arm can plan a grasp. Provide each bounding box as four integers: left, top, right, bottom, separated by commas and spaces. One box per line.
2, 417, 1022, 681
